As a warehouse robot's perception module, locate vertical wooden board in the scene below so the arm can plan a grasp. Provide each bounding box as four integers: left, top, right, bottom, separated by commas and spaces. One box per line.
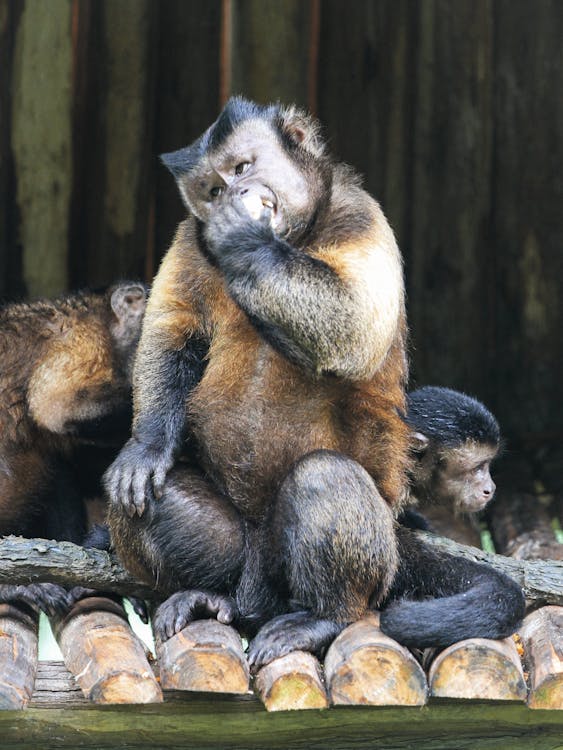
406, 0, 495, 398
230, 0, 312, 108
317, 0, 417, 250
491, 0, 563, 444
10, 0, 73, 297
152, 0, 222, 273
70, 0, 157, 288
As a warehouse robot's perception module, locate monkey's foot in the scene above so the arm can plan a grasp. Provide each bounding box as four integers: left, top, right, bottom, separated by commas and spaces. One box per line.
153, 590, 238, 641
247, 611, 344, 671
0, 583, 72, 618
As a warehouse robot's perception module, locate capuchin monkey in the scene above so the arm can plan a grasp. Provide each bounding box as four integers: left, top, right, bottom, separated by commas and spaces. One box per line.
104, 97, 524, 668
399, 386, 501, 538
0, 282, 147, 616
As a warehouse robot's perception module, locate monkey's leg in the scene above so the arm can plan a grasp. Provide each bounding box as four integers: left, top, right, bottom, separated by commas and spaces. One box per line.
248, 450, 398, 669
379, 526, 526, 648
107, 466, 246, 640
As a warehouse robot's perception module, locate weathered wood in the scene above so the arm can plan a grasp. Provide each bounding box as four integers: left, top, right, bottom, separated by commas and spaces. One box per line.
325, 613, 427, 706
157, 619, 249, 694
1, 534, 561, 606
0, 663, 556, 750
254, 651, 328, 711
418, 504, 482, 547
519, 606, 563, 710
491, 0, 563, 445
0, 536, 154, 598
487, 490, 563, 560
427, 637, 527, 701
230, 0, 312, 108
11, 0, 73, 297
52, 596, 162, 704
0, 603, 38, 709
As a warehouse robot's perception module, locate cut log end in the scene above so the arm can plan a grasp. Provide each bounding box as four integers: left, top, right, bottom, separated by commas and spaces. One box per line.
519, 606, 563, 710
0, 605, 39, 709
254, 651, 329, 711
325, 613, 427, 706
157, 619, 250, 694
428, 637, 527, 701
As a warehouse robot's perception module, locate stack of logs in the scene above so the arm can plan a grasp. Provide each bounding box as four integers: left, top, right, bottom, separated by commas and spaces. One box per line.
0, 488, 561, 712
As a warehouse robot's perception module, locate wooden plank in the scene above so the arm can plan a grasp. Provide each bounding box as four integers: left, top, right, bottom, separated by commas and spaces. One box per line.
10, 0, 73, 297
151, 0, 222, 274
317, 0, 417, 250
427, 637, 527, 701
487, 489, 563, 560
69, 0, 156, 288
53, 596, 162, 704
230, 0, 312, 108
325, 613, 427, 706
157, 619, 249, 694
491, 0, 563, 445
0, 604, 39, 709
0, 671, 556, 750
519, 606, 563, 710
254, 651, 328, 711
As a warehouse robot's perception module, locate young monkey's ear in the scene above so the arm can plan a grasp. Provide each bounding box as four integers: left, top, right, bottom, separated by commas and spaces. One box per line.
410, 431, 429, 454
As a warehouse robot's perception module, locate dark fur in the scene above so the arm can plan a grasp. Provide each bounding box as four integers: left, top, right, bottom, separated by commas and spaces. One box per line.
0, 283, 147, 615
105, 98, 523, 666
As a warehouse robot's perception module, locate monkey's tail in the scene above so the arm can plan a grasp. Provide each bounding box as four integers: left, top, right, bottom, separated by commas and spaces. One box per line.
379, 528, 525, 649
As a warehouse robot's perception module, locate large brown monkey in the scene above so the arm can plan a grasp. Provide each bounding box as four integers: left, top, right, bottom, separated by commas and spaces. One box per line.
105, 98, 524, 667
0, 282, 147, 614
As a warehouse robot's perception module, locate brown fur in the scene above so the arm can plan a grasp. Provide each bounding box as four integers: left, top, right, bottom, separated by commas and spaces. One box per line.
0, 283, 146, 535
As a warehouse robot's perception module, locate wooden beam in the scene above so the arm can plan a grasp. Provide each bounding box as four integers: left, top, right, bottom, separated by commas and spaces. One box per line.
254, 652, 328, 711
519, 606, 563, 710
0, 603, 38, 709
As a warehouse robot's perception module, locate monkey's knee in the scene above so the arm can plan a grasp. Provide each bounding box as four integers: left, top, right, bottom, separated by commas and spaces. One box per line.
108, 467, 246, 595
273, 450, 398, 620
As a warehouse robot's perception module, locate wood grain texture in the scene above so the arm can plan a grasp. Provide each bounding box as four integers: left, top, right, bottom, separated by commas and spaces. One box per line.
53, 597, 162, 704
254, 651, 328, 711
519, 606, 563, 710
427, 637, 527, 701
0, 603, 38, 709
157, 619, 249, 694
325, 613, 427, 706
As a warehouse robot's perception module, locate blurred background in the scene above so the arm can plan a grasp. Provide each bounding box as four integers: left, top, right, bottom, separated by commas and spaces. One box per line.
0, 0, 561, 495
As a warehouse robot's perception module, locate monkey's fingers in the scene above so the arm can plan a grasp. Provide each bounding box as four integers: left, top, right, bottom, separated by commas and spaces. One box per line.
153, 591, 238, 642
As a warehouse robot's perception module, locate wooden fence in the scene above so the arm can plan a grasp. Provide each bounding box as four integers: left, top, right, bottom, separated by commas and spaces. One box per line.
0, 0, 562, 468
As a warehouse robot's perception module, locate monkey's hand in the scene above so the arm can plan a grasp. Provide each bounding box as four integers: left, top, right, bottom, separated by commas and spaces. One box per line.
152, 590, 238, 642
204, 193, 275, 265
104, 436, 175, 518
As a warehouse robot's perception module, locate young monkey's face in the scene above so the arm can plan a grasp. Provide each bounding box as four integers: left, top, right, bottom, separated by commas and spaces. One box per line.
434, 442, 498, 513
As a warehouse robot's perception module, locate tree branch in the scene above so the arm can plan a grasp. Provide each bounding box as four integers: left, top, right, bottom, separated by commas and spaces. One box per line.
0, 533, 561, 606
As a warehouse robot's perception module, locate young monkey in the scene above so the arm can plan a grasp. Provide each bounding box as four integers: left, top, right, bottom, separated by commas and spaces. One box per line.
400, 386, 500, 541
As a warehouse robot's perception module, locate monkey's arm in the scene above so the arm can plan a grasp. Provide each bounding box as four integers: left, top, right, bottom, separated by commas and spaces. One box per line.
205, 197, 403, 380
104, 248, 208, 516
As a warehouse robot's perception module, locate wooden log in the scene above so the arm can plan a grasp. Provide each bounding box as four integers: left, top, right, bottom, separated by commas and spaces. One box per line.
157, 619, 249, 694
0, 534, 561, 606
53, 596, 162, 704
427, 637, 527, 701
325, 613, 427, 706
254, 651, 328, 711
0, 603, 39, 709
487, 490, 563, 561
519, 606, 563, 710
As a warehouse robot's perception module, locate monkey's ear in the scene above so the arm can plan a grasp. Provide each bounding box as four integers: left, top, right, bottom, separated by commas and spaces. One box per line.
410, 431, 429, 454
110, 283, 147, 321
278, 106, 325, 157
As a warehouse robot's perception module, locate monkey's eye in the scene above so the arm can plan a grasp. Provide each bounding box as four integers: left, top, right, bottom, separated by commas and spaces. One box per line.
234, 162, 250, 176
209, 186, 223, 198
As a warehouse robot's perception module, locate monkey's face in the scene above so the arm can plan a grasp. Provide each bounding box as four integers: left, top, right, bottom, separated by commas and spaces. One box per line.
182, 118, 326, 244
434, 442, 498, 513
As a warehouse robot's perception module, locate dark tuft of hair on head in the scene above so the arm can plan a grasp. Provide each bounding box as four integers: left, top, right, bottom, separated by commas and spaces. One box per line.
406, 386, 500, 448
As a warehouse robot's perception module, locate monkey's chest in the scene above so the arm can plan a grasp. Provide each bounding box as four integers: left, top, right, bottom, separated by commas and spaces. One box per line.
187, 342, 345, 520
